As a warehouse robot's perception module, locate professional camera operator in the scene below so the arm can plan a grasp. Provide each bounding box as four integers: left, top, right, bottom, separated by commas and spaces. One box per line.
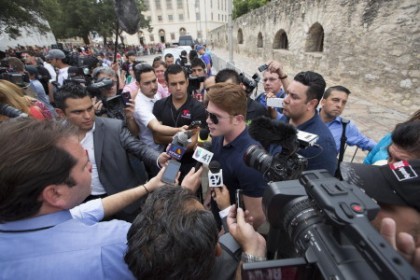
90, 66, 139, 136
188, 57, 207, 102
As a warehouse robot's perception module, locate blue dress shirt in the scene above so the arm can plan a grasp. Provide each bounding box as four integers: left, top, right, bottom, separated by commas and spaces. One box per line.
325, 116, 377, 153
0, 210, 135, 280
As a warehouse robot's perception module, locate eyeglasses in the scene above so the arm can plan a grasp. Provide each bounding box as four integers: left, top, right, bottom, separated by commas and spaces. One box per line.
263, 78, 279, 83
206, 110, 235, 125
206, 110, 220, 124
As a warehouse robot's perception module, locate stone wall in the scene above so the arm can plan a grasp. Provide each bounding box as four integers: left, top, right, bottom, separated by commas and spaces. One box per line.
209, 0, 419, 114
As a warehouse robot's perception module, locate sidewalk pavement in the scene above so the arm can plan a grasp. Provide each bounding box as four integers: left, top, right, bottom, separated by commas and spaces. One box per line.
210, 47, 410, 163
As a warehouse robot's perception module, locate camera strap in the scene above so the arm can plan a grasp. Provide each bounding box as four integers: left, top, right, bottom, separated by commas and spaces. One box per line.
335, 118, 350, 178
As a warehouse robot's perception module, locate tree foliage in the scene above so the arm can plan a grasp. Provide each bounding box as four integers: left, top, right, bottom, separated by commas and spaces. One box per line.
0, 0, 60, 39
233, 0, 269, 19
46, 0, 150, 44
0, 0, 150, 44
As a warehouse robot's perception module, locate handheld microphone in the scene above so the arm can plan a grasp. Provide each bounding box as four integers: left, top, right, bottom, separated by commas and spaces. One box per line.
208, 160, 223, 187
193, 129, 213, 168
167, 131, 191, 161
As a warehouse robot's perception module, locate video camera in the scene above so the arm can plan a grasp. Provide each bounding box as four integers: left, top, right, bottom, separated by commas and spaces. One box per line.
0, 67, 30, 88
188, 75, 206, 91
241, 170, 419, 279
244, 116, 312, 182
239, 72, 260, 95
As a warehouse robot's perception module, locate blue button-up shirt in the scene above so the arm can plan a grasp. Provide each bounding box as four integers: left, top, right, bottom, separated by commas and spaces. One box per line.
0, 210, 135, 280
325, 116, 377, 153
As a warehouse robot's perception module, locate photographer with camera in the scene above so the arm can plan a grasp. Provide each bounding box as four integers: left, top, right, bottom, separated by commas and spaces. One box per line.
90, 66, 140, 137
188, 57, 207, 102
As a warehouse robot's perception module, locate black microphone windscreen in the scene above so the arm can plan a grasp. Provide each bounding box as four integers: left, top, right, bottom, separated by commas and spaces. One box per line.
209, 161, 221, 173
114, 0, 140, 34
199, 128, 210, 140
249, 116, 297, 151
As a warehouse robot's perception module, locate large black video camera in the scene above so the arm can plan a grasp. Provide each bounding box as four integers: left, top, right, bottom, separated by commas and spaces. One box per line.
0, 67, 29, 88
239, 72, 260, 95
188, 75, 206, 91
245, 116, 309, 182
241, 170, 419, 279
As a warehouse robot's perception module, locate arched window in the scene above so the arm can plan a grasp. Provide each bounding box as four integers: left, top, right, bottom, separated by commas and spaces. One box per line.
273, 29, 288, 50
179, 27, 186, 35
237, 28, 243, 44
257, 32, 263, 48
305, 23, 324, 52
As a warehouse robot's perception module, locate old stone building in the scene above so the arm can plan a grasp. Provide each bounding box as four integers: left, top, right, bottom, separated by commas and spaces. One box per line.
209, 0, 419, 114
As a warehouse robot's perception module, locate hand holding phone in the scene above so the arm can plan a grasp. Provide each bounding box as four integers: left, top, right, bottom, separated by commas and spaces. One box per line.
187, 120, 202, 130
235, 189, 245, 211
162, 159, 181, 185
121, 91, 131, 107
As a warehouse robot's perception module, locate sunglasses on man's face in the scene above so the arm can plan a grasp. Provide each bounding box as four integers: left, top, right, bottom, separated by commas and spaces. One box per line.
206, 110, 220, 125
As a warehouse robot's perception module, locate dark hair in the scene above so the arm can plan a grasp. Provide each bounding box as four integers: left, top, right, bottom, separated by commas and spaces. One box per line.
391, 120, 420, 158
164, 64, 188, 82
0, 119, 78, 222
125, 186, 219, 280
189, 50, 198, 62
54, 80, 88, 110
323, 85, 351, 99
215, 68, 240, 85
191, 57, 205, 69
294, 71, 326, 102
134, 63, 154, 82
164, 53, 174, 59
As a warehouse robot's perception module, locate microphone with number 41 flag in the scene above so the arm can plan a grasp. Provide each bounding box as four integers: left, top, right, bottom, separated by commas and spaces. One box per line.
208, 161, 223, 187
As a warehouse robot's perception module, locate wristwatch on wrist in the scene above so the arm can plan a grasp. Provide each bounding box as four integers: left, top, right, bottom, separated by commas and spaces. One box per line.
241, 252, 267, 263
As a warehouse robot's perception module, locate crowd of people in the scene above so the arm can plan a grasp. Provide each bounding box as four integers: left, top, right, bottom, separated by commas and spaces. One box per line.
0, 42, 419, 279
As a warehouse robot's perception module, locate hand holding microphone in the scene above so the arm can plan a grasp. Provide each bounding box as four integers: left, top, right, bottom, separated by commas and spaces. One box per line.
166, 130, 192, 161
193, 128, 213, 168
208, 160, 223, 187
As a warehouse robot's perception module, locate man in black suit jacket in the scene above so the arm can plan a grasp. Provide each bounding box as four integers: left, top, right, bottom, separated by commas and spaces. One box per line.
55, 81, 169, 221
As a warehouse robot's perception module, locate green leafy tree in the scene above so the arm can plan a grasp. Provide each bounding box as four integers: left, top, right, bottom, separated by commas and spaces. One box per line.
0, 0, 60, 39
233, 0, 269, 19
45, 0, 150, 45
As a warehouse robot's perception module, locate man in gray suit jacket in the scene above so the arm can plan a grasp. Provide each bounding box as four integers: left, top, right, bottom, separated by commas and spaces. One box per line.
55, 81, 169, 221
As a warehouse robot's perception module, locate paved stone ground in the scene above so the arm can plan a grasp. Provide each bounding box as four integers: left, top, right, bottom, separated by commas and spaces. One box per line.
209, 47, 411, 163
141, 48, 411, 163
